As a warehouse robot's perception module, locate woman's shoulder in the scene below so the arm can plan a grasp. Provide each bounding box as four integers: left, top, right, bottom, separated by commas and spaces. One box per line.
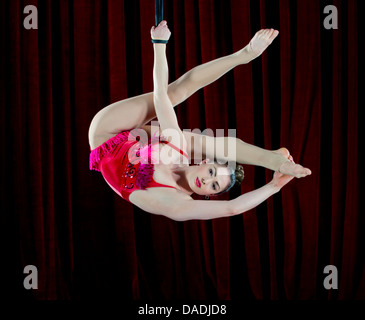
129, 187, 192, 215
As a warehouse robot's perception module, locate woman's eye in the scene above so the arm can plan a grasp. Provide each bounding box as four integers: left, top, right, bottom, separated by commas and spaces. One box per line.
212, 184, 216, 191
209, 169, 213, 176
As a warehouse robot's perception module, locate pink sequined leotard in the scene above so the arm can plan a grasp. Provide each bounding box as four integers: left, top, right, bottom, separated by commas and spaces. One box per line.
89, 130, 189, 202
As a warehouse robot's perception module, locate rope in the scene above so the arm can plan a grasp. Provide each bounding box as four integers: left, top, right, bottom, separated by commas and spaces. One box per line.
155, 0, 163, 26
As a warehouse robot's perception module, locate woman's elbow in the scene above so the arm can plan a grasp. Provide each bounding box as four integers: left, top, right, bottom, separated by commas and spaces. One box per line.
228, 202, 243, 217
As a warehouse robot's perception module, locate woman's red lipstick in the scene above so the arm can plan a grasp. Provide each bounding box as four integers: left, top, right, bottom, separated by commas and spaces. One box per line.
196, 177, 201, 188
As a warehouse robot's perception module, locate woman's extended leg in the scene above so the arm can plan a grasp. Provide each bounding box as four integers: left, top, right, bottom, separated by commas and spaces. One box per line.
236, 142, 312, 178
182, 131, 311, 178
89, 29, 277, 150
89, 50, 249, 149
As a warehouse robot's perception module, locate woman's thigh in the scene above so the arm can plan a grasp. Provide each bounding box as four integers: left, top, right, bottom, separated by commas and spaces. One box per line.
88, 93, 157, 150
88, 85, 186, 150
181, 131, 238, 164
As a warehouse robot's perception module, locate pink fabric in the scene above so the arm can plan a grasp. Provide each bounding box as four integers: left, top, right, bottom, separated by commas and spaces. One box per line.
136, 163, 155, 189
89, 131, 184, 202
89, 131, 131, 171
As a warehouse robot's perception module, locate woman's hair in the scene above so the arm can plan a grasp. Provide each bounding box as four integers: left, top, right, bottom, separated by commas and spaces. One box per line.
215, 164, 244, 196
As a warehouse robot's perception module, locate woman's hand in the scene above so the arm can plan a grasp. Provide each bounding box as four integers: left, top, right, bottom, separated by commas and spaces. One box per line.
271, 171, 295, 190
271, 154, 295, 190
151, 20, 171, 41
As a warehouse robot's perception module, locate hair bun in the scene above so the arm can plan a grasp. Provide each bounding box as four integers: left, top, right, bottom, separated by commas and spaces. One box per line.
234, 164, 244, 186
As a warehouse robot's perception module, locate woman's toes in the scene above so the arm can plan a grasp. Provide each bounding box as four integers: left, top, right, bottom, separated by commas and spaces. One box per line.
297, 166, 312, 178
279, 160, 311, 178
271, 30, 279, 40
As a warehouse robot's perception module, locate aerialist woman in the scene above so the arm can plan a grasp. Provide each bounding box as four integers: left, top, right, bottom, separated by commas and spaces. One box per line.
89, 21, 311, 221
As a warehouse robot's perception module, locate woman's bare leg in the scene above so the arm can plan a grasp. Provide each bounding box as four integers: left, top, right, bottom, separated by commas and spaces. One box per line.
179, 29, 311, 177
88, 30, 278, 149
88, 51, 250, 149
184, 133, 311, 178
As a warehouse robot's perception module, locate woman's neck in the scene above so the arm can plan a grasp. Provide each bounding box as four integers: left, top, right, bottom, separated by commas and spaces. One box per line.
171, 165, 193, 195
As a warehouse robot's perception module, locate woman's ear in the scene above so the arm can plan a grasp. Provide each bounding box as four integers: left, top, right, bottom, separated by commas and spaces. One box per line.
199, 158, 211, 166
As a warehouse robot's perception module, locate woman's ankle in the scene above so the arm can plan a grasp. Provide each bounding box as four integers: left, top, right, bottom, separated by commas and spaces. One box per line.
271, 148, 291, 171
236, 45, 259, 64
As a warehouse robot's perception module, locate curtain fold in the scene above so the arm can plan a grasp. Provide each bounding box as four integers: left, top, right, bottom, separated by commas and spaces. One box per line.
1, 0, 361, 300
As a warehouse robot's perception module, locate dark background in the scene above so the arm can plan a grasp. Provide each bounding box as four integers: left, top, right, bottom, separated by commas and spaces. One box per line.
0, 0, 362, 300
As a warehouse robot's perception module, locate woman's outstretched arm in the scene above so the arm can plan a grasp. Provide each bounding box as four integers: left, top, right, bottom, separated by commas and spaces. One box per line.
178, 180, 281, 221
130, 170, 294, 221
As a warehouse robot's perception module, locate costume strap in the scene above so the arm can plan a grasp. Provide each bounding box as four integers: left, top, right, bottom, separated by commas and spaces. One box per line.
161, 140, 189, 160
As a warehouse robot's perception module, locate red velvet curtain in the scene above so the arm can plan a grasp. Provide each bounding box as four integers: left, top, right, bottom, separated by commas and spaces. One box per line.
1, 0, 362, 300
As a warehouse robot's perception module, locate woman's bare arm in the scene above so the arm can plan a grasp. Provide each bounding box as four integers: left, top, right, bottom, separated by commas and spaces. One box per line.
151, 22, 180, 133
180, 182, 280, 221
129, 171, 292, 221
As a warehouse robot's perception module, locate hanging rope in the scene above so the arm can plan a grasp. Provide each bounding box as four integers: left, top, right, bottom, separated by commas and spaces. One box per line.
152, 0, 168, 44
155, 0, 163, 26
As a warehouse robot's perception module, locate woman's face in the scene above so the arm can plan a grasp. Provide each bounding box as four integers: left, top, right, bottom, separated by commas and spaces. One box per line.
188, 161, 232, 196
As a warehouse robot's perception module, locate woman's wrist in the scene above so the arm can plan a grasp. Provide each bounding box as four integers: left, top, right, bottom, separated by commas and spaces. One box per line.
229, 182, 280, 215
235, 45, 259, 64
268, 180, 281, 193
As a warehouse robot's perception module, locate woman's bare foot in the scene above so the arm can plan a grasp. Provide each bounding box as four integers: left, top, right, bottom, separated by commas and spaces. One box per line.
238, 29, 279, 63
274, 147, 290, 158
249, 28, 279, 56
274, 148, 312, 178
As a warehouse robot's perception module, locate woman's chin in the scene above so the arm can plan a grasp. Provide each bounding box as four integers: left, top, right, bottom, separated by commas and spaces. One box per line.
190, 186, 201, 195
194, 190, 207, 196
